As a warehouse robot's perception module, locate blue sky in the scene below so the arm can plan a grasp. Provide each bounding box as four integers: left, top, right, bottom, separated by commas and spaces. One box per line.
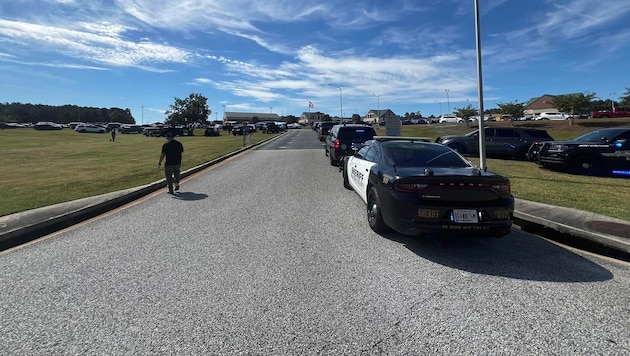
1, 0, 629, 123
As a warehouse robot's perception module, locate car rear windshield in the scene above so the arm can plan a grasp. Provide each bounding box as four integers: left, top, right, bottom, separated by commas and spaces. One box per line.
383, 142, 470, 168
338, 127, 376, 141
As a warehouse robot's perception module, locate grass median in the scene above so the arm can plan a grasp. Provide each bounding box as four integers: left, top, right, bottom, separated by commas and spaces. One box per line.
1, 120, 629, 221
0, 129, 273, 216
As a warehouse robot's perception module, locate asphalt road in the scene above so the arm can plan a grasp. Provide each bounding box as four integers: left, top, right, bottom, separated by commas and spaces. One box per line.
1, 129, 629, 355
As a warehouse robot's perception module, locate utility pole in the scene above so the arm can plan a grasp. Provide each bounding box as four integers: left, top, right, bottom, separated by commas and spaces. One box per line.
373, 93, 380, 124
329, 84, 343, 121
445, 89, 451, 114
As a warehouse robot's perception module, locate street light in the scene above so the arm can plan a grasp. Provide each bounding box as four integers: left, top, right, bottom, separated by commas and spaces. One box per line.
610, 92, 616, 111
434, 100, 442, 115
445, 89, 451, 114
141, 105, 144, 125
329, 84, 343, 120
373, 93, 380, 123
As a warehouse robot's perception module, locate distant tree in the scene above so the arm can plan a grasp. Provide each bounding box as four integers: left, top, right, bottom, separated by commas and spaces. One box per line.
351, 113, 362, 122
550, 92, 596, 115
165, 93, 210, 127
496, 101, 526, 119
284, 115, 298, 124
453, 104, 478, 122
619, 87, 630, 109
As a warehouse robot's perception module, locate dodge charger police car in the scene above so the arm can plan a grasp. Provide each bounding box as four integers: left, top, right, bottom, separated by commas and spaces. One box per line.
530, 127, 630, 177
342, 136, 514, 237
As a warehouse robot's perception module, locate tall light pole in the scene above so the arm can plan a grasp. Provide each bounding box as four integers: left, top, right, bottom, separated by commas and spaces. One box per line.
329, 84, 342, 121
474, 0, 487, 170
445, 89, 451, 114
610, 92, 616, 111
141, 105, 144, 125
373, 93, 380, 123
434, 101, 442, 115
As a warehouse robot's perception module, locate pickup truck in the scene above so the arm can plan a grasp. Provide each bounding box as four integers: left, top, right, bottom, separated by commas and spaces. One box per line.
591, 109, 630, 118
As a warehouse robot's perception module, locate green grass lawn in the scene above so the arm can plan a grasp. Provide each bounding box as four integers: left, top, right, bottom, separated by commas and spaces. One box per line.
0, 129, 271, 216
1, 120, 629, 221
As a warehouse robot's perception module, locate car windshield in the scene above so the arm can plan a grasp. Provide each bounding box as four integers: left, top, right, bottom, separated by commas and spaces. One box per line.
382, 141, 471, 168
572, 129, 627, 142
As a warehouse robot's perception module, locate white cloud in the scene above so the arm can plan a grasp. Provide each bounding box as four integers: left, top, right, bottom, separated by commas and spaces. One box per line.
0, 19, 191, 69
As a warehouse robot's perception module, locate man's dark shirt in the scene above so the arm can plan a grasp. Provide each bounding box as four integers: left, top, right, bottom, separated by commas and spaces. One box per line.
162, 140, 184, 165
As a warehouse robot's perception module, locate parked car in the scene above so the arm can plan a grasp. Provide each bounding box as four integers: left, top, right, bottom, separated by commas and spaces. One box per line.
262, 122, 280, 134
204, 126, 221, 136
75, 124, 106, 133
534, 112, 568, 120
435, 127, 554, 160
591, 109, 630, 118
438, 114, 464, 124
118, 125, 145, 134
33, 122, 63, 130
530, 127, 630, 177
143, 127, 163, 136
317, 121, 336, 141
160, 126, 190, 137
232, 125, 245, 135
105, 123, 122, 131
341, 136, 513, 237
325, 123, 376, 166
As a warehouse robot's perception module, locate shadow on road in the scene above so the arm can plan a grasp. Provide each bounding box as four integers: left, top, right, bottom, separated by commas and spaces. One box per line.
172, 192, 209, 201
380, 229, 613, 283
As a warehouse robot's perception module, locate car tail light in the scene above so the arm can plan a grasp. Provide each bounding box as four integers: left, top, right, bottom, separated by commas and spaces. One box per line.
393, 182, 429, 193
334, 138, 340, 150
492, 182, 511, 194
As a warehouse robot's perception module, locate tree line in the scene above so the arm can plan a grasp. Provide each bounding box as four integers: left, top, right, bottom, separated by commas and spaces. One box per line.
0, 103, 135, 124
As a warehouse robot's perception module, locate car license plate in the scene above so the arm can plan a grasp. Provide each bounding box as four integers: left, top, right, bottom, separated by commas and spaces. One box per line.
453, 209, 478, 223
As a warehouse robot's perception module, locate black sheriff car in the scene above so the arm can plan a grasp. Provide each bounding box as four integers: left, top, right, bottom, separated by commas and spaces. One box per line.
342, 136, 514, 237
530, 127, 630, 177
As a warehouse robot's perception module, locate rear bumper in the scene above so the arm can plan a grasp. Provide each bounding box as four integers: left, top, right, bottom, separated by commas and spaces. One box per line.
380, 191, 514, 237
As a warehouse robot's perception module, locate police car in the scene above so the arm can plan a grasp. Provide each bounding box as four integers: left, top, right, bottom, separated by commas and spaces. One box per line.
533, 127, 630, 177
342, 136, 514, 237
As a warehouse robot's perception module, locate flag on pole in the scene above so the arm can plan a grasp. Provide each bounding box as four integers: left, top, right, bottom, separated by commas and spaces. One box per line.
308, 101, 314, 108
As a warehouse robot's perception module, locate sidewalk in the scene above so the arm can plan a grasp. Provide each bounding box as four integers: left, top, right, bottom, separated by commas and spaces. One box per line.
514, 199, 630, 254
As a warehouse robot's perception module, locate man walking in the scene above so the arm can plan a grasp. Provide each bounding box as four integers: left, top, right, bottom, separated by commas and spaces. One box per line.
158, 132, 184, 195
110, 128, 116, 142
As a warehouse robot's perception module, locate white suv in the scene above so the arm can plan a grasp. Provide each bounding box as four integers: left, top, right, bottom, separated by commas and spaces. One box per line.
438, 114, 464, 123
535, 112, 567, 120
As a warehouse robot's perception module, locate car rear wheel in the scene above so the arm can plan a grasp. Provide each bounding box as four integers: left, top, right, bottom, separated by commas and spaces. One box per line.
367, 187, 389, 233
343, 162, 352, 190
329, 153, 337, 166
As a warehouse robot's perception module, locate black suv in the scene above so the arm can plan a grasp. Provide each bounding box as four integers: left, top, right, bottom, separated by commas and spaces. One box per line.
325, 124, 376, 166
262, 122, 280, 134
531, 127, 630, 176
435, 127, 554, 160
318, 121, 337, 141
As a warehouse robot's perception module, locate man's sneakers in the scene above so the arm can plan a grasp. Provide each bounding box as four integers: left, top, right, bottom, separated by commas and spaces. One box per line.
174, 182, 180, 191
167, 190, 175, 195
